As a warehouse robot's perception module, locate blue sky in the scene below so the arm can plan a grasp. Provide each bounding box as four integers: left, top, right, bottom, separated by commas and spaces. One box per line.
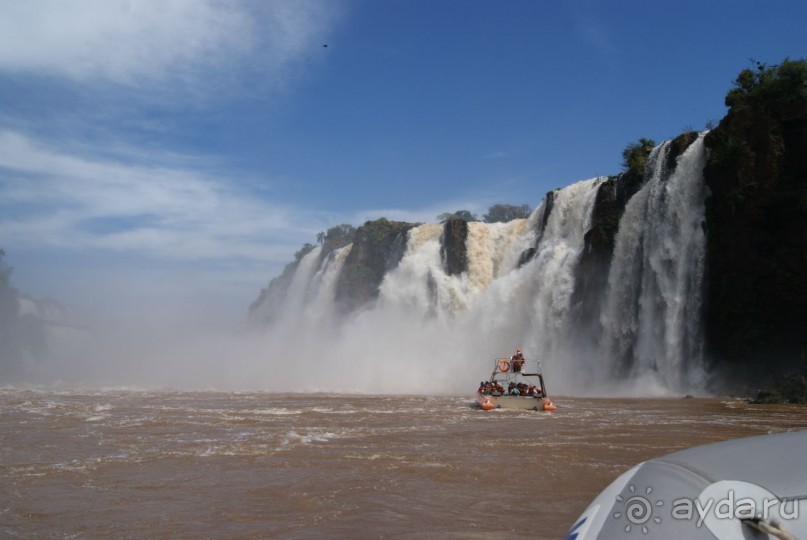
1, 0, 805, 328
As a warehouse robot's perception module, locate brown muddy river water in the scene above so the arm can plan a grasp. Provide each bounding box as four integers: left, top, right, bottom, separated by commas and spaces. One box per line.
2, 390, 807, 539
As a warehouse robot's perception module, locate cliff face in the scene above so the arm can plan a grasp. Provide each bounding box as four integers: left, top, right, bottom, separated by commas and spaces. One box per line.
440, 217, 468, 276
572, 132, 700, 340
334, 219, 416, 313
702, 60, 807, 379
572, 154, 647, 335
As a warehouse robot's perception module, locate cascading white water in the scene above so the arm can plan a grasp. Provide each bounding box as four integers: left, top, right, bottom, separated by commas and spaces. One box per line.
600, 134, 708, 392
307, 245, 352, 326
376, 218, 537, 321
268, 177, 603, 393
523, 178, 603, 367
251, 138, 710, 395
274, 246, 322, 326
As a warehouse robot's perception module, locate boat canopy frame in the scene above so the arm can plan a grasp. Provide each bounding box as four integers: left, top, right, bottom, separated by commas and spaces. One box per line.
487, 358, 549, 397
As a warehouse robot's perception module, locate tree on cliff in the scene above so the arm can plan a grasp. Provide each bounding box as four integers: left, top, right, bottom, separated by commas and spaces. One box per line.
294, 243, 316, 262
621, 138, 656, 176
437, 210, 478, 223
317, 224, 356, 254
483, 203, 532, 223
725, 58, 807, 112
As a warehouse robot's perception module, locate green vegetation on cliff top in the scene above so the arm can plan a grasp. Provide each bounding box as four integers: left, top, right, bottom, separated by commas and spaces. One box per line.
725, 58, 807, 113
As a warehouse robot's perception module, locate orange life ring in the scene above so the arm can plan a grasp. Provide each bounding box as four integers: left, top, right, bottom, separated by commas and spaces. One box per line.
497, 359, 511, 372
481, 398, 495, 411
543, 400, 556, 411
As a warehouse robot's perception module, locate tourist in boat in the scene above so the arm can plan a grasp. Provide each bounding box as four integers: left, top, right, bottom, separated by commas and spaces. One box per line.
528, 385, 541, 396
511, 348, 525, 372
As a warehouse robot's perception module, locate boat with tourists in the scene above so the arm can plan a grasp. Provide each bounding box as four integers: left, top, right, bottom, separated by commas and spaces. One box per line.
476, 350, 556, 411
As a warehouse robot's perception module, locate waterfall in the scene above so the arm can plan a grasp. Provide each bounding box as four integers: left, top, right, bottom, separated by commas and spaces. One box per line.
250, 137, 710, 395
253, 244, 351, 333
376, 218, 537, 321
284, 246, 323, 308
525, 178, 603, 364
600, 134, 708, 391
308, 245, 352, 325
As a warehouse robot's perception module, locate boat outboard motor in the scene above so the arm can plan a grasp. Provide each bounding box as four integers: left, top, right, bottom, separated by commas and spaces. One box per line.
567, 431, 807, 539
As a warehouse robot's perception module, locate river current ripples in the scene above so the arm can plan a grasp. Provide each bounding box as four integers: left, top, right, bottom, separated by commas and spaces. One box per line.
2, 389, 807, 538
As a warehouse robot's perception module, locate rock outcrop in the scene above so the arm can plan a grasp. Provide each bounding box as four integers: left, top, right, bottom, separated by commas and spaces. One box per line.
440, 217, 468, 276
702, 60, 807, 382
334, 218, 416, 313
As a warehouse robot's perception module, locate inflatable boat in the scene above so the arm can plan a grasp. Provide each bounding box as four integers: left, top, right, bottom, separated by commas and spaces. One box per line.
567, 430, 807, 539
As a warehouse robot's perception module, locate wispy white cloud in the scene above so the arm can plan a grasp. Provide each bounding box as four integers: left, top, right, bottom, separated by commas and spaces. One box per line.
0, 128, 519, 274
0, 129, 501, 327
0, 0, 351, 265
0, 128, 506, 264
0, 130, 324, 264
0, 0, 343, 98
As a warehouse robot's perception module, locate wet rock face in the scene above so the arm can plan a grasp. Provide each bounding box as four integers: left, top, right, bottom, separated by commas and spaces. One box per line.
517, 189, 555, 268
751, 370, 807, 404
571, 174, 636, 337
334, 219, 416, 312
703, 69, 807, 377
440, 217, 468, 277
666, 131, 700, 174
573, 131, 700, 330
